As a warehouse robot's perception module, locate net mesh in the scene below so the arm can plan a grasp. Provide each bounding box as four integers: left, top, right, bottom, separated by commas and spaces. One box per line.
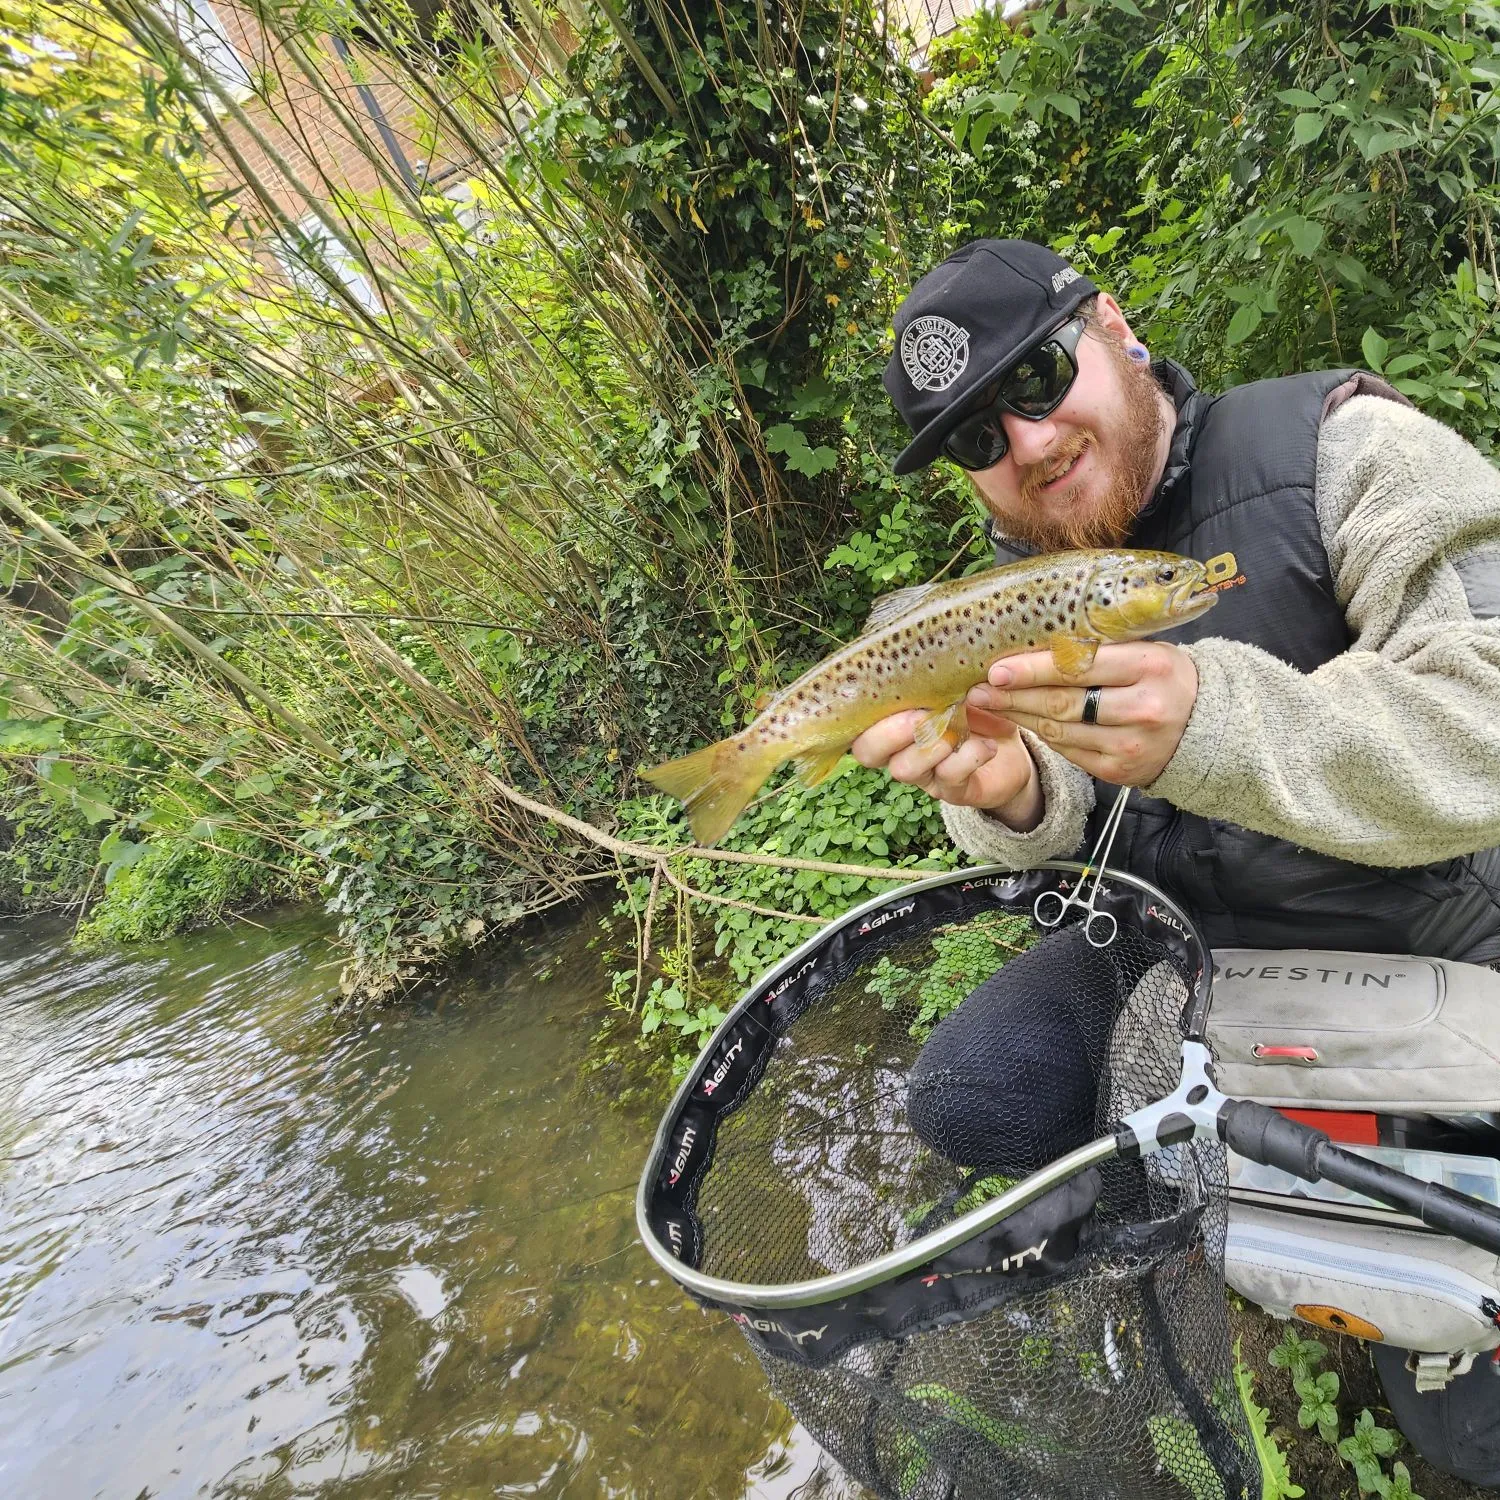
691, 896, 1255, 1500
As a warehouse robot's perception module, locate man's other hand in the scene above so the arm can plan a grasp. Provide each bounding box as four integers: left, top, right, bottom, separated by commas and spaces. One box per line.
850, 703, 1043, 831
972, 641, 1198, 787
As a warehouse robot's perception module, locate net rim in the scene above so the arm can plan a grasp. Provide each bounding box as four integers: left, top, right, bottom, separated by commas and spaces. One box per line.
634, 860, 1211, 1310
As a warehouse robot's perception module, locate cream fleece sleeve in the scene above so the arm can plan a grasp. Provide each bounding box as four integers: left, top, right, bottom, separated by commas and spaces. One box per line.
940, 727, 1095, 866
1149, 394, 1500, 867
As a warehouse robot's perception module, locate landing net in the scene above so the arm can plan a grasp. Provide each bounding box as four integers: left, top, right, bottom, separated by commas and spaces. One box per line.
637, 864, 1258, 1500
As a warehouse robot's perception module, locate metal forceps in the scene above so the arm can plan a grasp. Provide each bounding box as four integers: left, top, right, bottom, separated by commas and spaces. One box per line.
1033, 787, 1132, 947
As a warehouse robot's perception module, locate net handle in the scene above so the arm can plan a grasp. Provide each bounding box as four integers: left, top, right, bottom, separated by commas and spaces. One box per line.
1219, 1099, 1500, 1256
1120, 1044, 1500, 1258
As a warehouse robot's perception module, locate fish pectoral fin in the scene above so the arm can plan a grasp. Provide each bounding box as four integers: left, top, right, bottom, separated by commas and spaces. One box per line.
862, 582, 937, 634
793, 744, 846, 789
912, 701, 970, 752
1050, 636, 1099, 677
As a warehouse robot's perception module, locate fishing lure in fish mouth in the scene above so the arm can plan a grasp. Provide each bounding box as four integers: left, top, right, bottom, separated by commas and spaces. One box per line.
642, 547, 1225, 847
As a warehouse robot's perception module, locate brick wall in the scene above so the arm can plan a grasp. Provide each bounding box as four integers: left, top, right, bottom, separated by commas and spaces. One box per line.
195, 1, 469, 222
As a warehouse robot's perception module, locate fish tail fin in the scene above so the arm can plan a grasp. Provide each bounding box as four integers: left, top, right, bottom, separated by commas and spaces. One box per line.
641, 734, 779, 846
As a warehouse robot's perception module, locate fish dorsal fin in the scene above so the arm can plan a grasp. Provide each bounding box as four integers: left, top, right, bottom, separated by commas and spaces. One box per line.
862, 582, 937, 634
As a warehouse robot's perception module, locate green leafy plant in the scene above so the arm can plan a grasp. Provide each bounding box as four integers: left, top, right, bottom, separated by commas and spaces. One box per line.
864, 910, 1037, 1039
1146, 1413, 1225, 1500
1338, 1409, 1402, 1497
1293, 1366, 1341, 1445
1267, 1326, 1340, 1444
953, 1173, 1015, 1215
634, 940, 728, 1056
1378, 1461, 1422, 1500
824, 496, 926, 590
1261, 1325, 1417, 1496
1233, 1343, 1305, 1500
1267, 1328, 1328, 1383
75, 830, 280, 944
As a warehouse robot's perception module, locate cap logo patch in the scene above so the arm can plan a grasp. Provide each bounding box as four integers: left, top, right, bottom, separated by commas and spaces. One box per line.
1051, 266, 1081, 293
900, 315, 970, 393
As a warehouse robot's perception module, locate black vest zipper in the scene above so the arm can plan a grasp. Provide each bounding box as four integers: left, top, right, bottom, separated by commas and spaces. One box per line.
1154, 810, 1186, 897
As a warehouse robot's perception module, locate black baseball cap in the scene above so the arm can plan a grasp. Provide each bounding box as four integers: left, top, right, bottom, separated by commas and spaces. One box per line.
884, 239, 1098, 475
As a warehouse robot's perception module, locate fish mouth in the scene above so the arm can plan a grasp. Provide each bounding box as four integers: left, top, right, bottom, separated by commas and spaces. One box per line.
1170, 574, 1219, 622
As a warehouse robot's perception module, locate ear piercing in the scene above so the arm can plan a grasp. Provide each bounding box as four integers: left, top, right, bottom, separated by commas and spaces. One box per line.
1126, 344, 1151, 363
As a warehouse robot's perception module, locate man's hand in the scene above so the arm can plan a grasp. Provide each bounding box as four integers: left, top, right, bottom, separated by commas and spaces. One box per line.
850, 703, 1044, 831
971, 641, 1198, 786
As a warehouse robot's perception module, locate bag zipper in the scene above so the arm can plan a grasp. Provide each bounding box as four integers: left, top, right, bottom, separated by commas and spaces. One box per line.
1227, 1223, 1498, 1334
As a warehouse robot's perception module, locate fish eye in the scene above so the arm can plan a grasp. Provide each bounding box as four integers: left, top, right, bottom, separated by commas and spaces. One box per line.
1155, 566, 1177, 584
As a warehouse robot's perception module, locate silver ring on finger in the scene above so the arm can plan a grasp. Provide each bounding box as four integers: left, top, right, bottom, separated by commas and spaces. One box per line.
1081, 685, 1103, 725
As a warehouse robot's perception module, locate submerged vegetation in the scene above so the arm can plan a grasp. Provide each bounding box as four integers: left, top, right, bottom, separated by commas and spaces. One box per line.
4, 0, 1500, 1037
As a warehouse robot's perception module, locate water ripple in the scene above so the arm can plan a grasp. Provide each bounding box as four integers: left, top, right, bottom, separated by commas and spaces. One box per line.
0, 911, 836, 1499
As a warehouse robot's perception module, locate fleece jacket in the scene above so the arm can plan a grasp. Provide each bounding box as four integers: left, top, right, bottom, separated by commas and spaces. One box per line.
941, 394, 1500, 873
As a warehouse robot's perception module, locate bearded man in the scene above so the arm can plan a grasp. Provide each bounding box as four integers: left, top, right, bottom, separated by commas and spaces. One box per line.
855, 238, 1500, 961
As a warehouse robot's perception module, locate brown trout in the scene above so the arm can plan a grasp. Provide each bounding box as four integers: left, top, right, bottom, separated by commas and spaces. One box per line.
643, 548, 1220, 845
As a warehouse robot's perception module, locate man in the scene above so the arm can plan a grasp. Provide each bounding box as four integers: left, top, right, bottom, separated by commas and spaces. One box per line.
853, 237, 1500, 961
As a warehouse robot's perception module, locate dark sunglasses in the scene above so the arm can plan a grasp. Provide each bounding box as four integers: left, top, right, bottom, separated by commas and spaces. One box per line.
940, 316, 1087, 471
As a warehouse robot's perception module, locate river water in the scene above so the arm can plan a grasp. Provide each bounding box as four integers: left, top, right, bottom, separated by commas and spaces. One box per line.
0, 907, 853, 1499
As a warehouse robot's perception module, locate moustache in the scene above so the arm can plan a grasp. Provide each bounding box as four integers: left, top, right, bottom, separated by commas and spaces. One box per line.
1017, 432, 1093, 506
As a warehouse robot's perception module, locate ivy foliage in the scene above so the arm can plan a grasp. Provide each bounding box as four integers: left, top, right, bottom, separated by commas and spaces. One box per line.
925, 0, 1500, 448
542, 0, 927, 405
607, 762, 956, 1074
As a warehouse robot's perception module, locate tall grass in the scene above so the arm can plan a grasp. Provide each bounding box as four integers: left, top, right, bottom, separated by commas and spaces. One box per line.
0, 0, 939, 998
